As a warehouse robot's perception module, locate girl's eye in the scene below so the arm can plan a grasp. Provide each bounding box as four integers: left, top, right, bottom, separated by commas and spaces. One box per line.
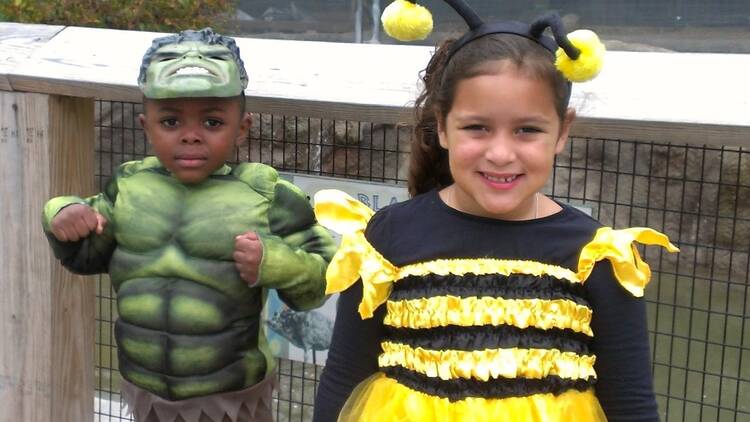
462, 124, 488, 132
160, 118, 179, 127
517, 126, 543, 134
204, 119, 223, 128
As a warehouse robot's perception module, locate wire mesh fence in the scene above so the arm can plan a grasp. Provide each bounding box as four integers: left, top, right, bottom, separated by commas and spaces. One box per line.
93, 101, 749, 422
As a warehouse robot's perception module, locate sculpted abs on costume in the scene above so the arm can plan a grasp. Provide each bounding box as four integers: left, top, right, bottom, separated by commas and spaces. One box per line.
42, 29, 336, 401
43, 159, 334, 400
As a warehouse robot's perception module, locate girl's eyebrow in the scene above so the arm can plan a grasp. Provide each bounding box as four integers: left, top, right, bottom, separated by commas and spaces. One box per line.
452, 113, 552, 125
452, 113, 490, 121
516, 116, 553, 125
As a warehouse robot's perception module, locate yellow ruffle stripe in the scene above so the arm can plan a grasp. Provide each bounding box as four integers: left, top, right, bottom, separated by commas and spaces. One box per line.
379, 341, 596, 382
385, 296, 593, 335
314, 189, 679, 317
338, 373, 607, 422
399, 258, 579, 283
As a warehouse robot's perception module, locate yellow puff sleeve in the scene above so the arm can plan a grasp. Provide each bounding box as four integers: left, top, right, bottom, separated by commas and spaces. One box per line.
577, 227, 679, 297
313, 189, 399, 318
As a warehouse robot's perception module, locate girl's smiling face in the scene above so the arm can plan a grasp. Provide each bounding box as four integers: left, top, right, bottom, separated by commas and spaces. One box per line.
437, 60, 575, 220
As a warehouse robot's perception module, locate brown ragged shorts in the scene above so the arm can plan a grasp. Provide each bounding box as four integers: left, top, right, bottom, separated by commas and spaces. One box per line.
121, 373, 277, 422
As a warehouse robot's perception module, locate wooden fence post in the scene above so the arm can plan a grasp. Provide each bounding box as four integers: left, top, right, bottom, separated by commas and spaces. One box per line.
0, 92, 95, 422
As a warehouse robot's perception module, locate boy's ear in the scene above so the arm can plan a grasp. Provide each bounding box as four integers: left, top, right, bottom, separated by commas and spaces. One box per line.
138, 113, 151, 144
554, 108, 576, 154
236, 112, 252, 145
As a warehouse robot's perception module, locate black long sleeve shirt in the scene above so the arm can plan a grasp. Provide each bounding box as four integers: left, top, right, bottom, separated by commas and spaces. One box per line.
313, 189, 659, 422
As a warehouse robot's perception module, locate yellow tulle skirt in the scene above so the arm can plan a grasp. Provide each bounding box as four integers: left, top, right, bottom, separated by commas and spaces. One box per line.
338, 373, 607, 422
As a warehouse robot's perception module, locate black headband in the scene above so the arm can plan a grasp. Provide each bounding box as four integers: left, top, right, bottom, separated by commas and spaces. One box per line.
434, 0, 580, 61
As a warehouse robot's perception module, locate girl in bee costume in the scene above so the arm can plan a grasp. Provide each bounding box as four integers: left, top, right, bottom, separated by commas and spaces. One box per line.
312, 2, 676, 421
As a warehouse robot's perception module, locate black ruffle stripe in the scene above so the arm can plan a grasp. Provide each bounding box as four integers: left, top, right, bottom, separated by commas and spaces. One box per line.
390, 273, 589, 306
381, 366, 595, 402
383, 325, 592, 355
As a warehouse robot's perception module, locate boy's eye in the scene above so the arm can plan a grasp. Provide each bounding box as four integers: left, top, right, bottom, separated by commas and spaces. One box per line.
160, 118, 179, 127
204, 119, 224, 128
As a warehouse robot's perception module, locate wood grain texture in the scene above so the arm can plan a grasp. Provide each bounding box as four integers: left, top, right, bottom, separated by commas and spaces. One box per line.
0, 23, 64, 91
0, 92, 95, 422
2, 24, 749, 146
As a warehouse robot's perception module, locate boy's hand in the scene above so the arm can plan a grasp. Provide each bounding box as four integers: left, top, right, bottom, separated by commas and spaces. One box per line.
50, 204, 107, 242
234, 231, 263, 286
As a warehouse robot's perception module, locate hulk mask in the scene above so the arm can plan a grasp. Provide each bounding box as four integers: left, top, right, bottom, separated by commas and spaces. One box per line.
138, 28, 249, 99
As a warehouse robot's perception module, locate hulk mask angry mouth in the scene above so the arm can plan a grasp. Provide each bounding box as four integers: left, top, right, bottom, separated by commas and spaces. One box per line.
142, 41, 243, 99
138, 28, 249, 99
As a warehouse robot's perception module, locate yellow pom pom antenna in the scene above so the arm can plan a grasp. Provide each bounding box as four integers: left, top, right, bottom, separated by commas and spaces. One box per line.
381, 0, 434, 42
555, 29, 605, 82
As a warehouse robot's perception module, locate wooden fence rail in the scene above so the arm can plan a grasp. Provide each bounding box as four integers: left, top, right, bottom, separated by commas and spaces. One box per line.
0, 22, 748, 422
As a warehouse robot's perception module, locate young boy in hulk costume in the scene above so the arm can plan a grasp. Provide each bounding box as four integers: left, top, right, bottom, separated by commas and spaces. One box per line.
42, 28, 336, 422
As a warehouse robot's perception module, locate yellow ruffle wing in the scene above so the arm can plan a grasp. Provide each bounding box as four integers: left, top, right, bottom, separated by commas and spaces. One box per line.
577, 227, 679, 297
313, 189, 399, 318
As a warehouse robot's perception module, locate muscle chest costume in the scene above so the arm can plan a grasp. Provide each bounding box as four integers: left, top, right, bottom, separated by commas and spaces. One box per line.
313, 189, 677, 421
43, 158, 335, 398
42, 27, 337, 422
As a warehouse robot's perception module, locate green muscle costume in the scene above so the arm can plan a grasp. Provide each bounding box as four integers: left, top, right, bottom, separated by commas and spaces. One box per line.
43, 158, 335, 400
42, 29, 336, 405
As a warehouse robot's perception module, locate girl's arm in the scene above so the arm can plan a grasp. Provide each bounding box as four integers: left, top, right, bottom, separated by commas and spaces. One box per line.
586, 262, 660, 421
313, 281, 385, 422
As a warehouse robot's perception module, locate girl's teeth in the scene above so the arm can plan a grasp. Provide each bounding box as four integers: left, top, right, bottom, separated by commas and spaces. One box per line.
485, 174, 516, 183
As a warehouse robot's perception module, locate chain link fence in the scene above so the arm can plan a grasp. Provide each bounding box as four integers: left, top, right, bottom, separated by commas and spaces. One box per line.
92, 101, 749, 422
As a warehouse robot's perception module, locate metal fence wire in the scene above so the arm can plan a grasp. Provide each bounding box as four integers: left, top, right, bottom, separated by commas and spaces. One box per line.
92, 101, 750, 422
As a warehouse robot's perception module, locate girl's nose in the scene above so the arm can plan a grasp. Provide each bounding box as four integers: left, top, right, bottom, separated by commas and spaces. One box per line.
485, 133, 516, 164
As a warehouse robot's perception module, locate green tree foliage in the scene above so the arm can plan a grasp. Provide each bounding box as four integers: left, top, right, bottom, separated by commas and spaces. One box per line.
0, 0, 236, 32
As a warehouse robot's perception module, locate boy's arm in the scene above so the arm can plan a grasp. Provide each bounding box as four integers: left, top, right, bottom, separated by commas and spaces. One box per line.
41, 184, 117, 275
256, 179, 337, 311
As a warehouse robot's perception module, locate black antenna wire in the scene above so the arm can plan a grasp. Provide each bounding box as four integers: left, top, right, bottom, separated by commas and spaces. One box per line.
530, 13, 580, 59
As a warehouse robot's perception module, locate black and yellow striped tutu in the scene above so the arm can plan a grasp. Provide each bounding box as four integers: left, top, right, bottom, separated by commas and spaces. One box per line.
314, 189, 678, 422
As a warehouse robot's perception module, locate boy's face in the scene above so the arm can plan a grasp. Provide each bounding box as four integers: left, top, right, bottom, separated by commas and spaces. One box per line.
140, 97, 251, 184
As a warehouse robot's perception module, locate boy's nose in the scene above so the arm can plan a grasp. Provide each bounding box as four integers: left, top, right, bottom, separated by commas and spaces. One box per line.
180, 130, 202, 144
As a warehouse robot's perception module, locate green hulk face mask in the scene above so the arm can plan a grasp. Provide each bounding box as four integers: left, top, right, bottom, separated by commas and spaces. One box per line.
138, 28, 249, 99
